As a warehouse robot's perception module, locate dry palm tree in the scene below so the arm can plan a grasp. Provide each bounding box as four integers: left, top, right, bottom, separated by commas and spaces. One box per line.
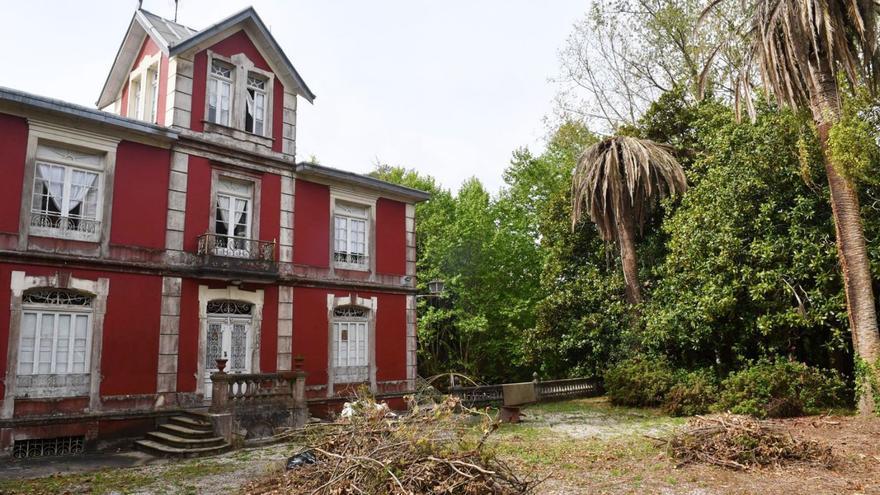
706, 0, 880, 414
571, 136, 687, 304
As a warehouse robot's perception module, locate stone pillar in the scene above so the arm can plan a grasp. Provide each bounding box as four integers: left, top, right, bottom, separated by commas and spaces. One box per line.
207, 371, 234, 443
291, 370, 308, 427
156, 277, 182, 401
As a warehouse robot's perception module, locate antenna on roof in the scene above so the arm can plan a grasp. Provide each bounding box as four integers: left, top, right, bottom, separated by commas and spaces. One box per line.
173, 0, 179, 21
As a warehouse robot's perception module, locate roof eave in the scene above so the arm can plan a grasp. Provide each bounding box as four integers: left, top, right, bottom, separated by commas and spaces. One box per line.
168, 7, 316, 103
296, 162, 431, 202
3, 87, 178, 141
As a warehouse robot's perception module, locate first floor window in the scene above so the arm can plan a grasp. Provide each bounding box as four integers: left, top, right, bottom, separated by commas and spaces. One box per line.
208, 60, 233, 126
213, 177, 253, 257
18, 290, 93, 375
31, 158, 101, 239
334, 203, 369, 268
332, 306, 368, 383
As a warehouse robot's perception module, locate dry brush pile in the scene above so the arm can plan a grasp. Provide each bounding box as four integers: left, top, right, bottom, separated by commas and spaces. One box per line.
657, 414, 833, 470
244, 395, 540, 494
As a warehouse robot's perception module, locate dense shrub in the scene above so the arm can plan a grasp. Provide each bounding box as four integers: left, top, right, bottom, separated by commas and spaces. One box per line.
714, 360, 849, 418
604, 356, 676, 407
662, 370, 718, 417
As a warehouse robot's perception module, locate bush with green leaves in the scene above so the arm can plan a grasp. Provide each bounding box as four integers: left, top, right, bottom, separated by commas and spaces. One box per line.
662, 370, 719, 417
714, 360, 850, 418
604, 356, 677, 407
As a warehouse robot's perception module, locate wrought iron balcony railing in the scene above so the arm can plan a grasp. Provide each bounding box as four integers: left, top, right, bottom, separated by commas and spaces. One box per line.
30, 212, 101, 241
197, 233, 276, 261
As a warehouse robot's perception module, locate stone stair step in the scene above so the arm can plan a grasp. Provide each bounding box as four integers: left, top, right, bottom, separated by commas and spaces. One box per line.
145, 431, 226, 449
134, 439, 230, 458
159, 423, 215, 439
168, 415, 213, 431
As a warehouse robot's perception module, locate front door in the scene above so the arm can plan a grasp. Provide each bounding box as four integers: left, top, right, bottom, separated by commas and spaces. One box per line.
204, 313, 252, 400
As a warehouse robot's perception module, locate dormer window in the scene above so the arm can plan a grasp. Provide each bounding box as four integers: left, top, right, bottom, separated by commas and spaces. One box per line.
203, 52, 275, 140
127, 60, 160, 123
130, 79, 143, 120
208, 61, 234, 126
245, 74, 267, 136
149, 69, 160, 124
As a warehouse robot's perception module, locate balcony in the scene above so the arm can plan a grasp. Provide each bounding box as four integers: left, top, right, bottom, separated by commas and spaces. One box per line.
30, 212, 101, 242
195, 233, 278, 280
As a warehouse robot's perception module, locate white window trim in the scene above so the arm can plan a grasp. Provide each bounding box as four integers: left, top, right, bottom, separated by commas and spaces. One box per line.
209, 169, 262, 244
2, 271, 109, 418
203, 51, 275, 139
29, 158, 104, 243
326, 294, 377, 396
18, 121, 119, 251
196, 285, 264, 399
330, 193, 376, 273
213, 176, 255, 258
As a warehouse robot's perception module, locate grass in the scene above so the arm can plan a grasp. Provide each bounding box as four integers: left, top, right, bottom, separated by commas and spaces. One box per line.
0, 458, 228, 495
0, 469, 155, 495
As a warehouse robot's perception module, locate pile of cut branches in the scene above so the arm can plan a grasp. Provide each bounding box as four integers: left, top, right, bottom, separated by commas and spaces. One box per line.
657, 414, 833, 470
245, 395, 539, 494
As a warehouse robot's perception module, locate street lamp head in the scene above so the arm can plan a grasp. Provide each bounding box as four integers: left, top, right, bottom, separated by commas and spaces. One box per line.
427, 279, 445, 296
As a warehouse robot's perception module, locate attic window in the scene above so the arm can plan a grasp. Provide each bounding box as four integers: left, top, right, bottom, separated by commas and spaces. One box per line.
208, 61, 234, 126
245, 74, 267, 136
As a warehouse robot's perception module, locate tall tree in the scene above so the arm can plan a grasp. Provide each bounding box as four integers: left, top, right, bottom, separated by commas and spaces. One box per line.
726, 0, 880, 413
571, 136, 687, 303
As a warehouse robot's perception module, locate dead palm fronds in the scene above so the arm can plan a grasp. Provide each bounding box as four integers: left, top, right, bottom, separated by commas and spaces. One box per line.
571, 136, 687, 303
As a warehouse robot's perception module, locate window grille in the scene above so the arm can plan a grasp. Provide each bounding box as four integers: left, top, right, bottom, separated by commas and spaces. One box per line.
22, 289, 93, 306
207, 300, 253, 315
13, 436, 84, 458
333, 306, 367, 318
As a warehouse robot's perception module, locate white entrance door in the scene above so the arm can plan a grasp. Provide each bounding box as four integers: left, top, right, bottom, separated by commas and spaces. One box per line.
204, 315, 252, 399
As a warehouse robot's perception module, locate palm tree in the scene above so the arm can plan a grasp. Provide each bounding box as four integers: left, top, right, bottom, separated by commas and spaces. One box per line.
571, 136, 687, 303
738, 0, 880, 414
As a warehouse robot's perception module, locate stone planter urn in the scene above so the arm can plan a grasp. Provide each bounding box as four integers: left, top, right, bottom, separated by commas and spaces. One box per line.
215, 358, 228, 373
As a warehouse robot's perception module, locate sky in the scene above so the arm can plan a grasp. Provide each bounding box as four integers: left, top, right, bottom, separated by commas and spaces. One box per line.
0, 0, 587, 193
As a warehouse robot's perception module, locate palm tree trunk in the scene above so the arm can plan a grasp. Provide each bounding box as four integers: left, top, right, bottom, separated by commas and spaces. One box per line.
616, 207, 642, 304
812, 78, 880, 415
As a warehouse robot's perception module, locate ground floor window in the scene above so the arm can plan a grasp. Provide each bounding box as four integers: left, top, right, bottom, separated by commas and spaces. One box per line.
332, 306, 369, 383
18, 290, 92, 375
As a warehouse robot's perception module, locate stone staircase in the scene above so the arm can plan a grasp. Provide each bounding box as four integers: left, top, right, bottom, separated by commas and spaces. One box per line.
135, 411, 231, 457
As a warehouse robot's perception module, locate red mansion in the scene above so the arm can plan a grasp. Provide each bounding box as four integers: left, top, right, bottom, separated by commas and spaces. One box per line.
0, 7, 426, 455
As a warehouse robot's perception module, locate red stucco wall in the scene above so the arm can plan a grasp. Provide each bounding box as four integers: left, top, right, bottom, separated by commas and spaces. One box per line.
110, 141, 170, 250
293, 179, 330, 267
292, 287, 408, 387
0, 265, 162, 398
182, 155, 212, 252
0, 113, 27, 234
292, 287, 329, 385
190, 29, 284, 144
376, 198, 407, 276
99, 272, 162, 396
